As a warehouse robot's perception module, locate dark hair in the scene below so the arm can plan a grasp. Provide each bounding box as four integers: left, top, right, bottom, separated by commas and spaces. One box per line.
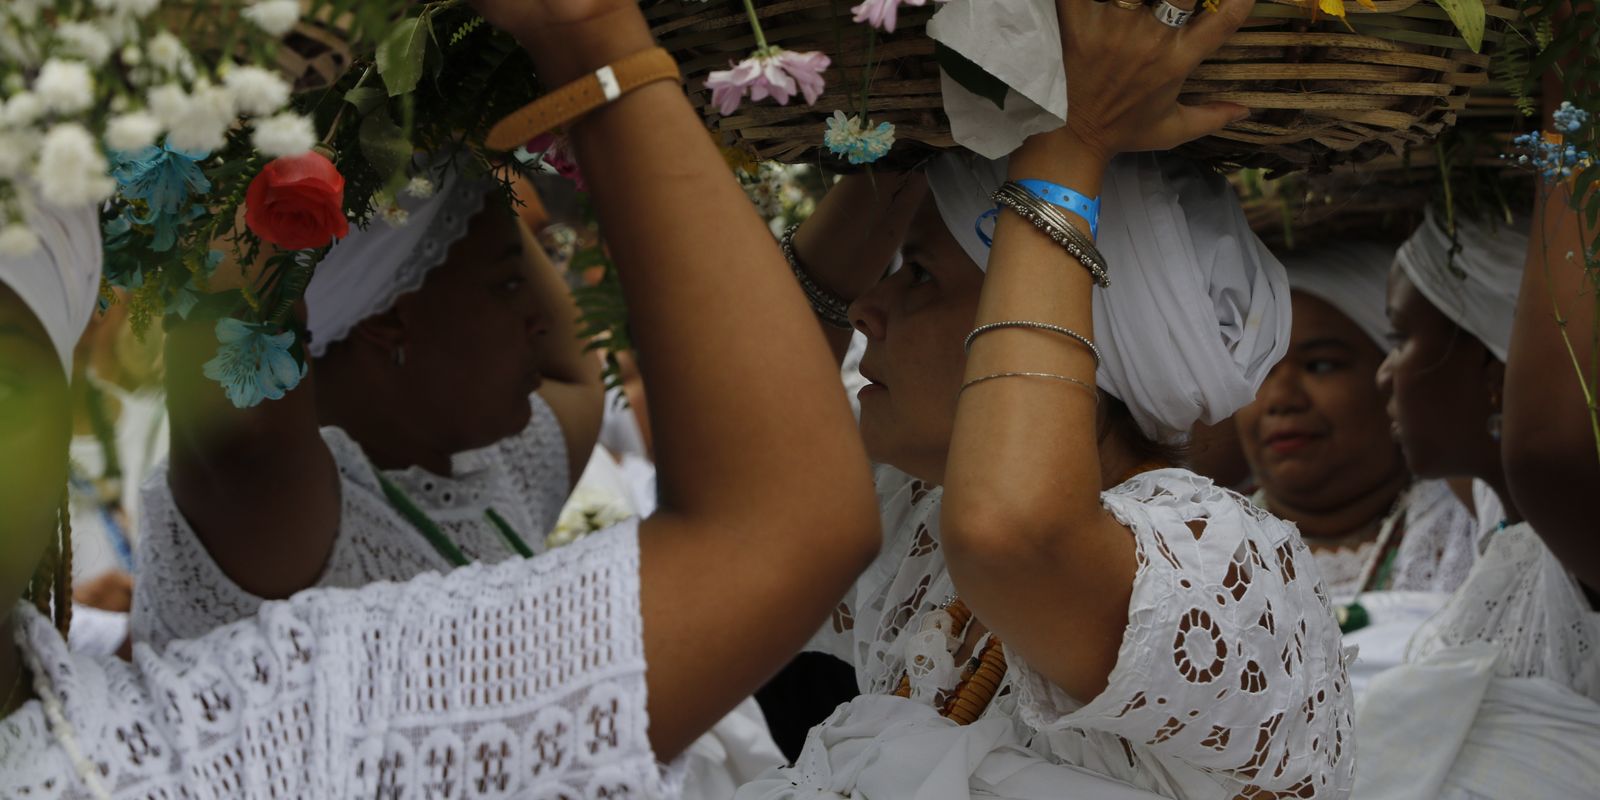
1099, 393, 1188, 469
23, 489, 73, 637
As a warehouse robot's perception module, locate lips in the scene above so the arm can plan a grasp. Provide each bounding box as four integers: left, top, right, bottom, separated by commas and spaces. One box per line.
1262, 429, 1321, 455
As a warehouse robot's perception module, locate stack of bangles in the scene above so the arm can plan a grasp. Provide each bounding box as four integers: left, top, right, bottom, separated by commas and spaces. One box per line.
961, 179, 1107, 395
781, 224, 853, 329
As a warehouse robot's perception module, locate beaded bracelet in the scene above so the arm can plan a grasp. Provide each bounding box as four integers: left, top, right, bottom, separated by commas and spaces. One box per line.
990, 183, 1110, 287
964, 320, 1102, 366
781, 224, 853, 329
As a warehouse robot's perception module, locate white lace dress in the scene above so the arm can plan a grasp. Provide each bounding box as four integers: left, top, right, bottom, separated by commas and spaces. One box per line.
737, 467, 1354, 800
1353, 523, 1600, 799
130, 394, 569, 648
1, 522, 674, 799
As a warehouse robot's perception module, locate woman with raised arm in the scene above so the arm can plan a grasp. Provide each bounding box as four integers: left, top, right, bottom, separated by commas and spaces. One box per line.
0, 0, 879, 795
1352, 195, 1600, 797
737, 0, 1353, 798
134, 153, 608, 648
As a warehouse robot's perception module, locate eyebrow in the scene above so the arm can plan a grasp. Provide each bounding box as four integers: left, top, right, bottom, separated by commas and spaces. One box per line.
1295, 337, 1355, 351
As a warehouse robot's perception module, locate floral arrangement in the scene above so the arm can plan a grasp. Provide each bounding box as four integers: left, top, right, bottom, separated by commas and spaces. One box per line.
545, 484, 633, 550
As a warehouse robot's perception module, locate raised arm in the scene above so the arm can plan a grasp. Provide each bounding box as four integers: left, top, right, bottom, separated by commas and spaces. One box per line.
164, 267, 338, 600
470, 0, 880, 758
939, 0, 1253, 701
523, 222, 606, 488
793, 170, 928, 361
1502, 72, 1600, 593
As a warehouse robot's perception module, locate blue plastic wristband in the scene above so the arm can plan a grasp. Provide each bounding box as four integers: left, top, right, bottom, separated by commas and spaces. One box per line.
1016, 179, 1099, 238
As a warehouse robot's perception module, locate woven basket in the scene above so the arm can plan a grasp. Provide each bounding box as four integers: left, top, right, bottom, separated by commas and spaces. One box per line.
161, 1, 354, 93
650, 0, 1521, 173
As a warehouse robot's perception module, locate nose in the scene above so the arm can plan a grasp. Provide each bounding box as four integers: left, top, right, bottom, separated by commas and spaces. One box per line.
1375, 349, 1396, 397
1258, 361, 1309, 415
848, 281, 890, 342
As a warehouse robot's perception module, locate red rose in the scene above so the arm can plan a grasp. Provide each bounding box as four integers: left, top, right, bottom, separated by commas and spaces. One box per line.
244, 151, 350, 250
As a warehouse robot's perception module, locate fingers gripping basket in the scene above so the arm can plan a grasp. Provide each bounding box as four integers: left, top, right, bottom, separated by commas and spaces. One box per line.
650, 0, 1521, 173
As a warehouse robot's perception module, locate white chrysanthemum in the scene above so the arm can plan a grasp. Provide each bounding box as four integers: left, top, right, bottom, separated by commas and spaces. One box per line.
145, 31, 189, 73
106, 111, 163, 152
91, 0, 162, 18
163, 82, 235, 153
250, 112, 314, 157
0, 224, 40, 257
2, 92, 43, 128
55, 22, 113, 66
34, 60, 96, 114
223, 65, 290, 116
378, 204, 410, 228
242, 0, 300, 37
119, 44, 142, 66
37, 123, 116, 206
94, 13, 141, 47
146, 83, 187, 127
0, 132, 37, 178
404, 176, 435, 199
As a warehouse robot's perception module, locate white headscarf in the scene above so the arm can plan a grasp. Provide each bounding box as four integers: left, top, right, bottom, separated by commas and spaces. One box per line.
305, 157, 496, 357
1393, 206, 1527, 362
0, 199, 103, 379
1282, 241, 1395, 350
927, 151, 1291, 443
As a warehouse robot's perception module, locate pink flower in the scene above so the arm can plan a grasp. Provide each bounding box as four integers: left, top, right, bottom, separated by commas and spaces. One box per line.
527, 132, 585, 190
850, 0, 946, 33
705, 48, 831, 116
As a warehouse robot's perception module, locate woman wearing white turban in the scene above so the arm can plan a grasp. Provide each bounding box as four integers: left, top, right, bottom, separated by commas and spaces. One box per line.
1353, 205, 1600, 798
1234, 241, 1478, 603
129, 153, 609, 649
2, 0, 884, 794
739, 2, 1352, 798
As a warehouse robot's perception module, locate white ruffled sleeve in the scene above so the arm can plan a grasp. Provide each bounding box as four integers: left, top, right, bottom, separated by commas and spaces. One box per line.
1011, 470, 1355, 798
9, 520, 671, 799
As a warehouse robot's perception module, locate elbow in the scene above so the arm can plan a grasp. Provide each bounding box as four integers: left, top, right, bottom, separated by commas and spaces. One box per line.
940, 496, 1061, 574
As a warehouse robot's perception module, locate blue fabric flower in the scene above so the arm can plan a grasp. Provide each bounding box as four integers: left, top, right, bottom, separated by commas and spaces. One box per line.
824, 111, 896, 165
202, 318, 307, 408
111, 143, 212, 252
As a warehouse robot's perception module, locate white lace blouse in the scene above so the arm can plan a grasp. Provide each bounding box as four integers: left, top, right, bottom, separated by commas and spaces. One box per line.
131, 394, 569, 649
793, 466, 1354, 799
1, 522, 670, 799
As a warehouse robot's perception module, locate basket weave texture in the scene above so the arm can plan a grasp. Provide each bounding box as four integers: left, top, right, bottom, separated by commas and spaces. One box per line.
650, 0, 1522, 174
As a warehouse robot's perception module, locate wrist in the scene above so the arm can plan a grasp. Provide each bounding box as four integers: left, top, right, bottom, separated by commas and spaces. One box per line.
1009, 131, 1108, 211
514, 6, 657, 87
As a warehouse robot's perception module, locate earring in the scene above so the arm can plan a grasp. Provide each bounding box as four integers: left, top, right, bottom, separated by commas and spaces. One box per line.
1486, 411, 1502, 442
393, 345, 406, 367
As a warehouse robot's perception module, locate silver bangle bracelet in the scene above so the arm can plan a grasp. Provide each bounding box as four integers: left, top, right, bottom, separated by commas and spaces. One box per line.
781, 224, 853, 329
991, 183, 1110, 287
963, 320, 1102, 366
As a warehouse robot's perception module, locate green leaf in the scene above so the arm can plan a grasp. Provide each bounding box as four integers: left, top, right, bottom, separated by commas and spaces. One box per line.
359, 110, 412, 181
345, 86, 387, 117
1433, 0, 1486, 53
377, 11, 432, 97
934, 42, 1007, 111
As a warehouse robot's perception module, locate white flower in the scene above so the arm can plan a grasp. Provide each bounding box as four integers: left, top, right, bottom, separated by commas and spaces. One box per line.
119, 44, 142, 66
3, 92, 43, 128
250, 112, 314, 157
55, 22, 113, 66
223, 65, 290, 116
145, 31, 189, 73
162, 82, 235, 153
0, 132, 36, 178
146, 84, 188, 127
404, 176, 435, 199
548, 486, 634, 549
94, 13, 140, 47
106, 111, 162, 151
378, 204, 409, 228
34, 59, 96, 114
37, 123, 116, 206
0, 225, 40, 257
242, 0, 301, 37
92, 0, 162, 17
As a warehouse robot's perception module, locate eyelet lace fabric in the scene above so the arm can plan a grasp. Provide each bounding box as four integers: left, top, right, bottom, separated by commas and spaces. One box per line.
1, 523, 669, 800
801, 466, 1354, 799
1407, 522, 1600, 700
1386, 479, 1478, 595
130, 394, 570, 650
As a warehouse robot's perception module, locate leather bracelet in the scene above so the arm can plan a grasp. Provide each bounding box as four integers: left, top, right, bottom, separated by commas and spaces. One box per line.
487, 48, 682, 151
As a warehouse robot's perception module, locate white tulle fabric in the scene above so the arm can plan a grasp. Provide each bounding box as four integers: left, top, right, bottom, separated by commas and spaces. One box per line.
2, 523, 671, 799
1353, 524, 1600, 799
741, 466, 1353, 800
130, 394, 569, 649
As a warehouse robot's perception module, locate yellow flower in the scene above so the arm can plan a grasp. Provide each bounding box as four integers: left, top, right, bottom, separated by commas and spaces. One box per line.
720, 144, 760, 176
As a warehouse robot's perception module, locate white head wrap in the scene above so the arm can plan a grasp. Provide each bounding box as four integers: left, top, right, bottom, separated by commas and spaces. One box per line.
927, 151, 1291, 443
1393, 206, 1527, 362
0, 199, 103, 379
305, 158, 496, 357
1281, 241, 1395, 350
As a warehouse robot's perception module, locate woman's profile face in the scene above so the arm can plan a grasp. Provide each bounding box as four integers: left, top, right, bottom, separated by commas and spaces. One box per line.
1376, 267, 1501, 480
850, 197, 984, 484
1236, 291, 1404, 517
0, 283, 71, 603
